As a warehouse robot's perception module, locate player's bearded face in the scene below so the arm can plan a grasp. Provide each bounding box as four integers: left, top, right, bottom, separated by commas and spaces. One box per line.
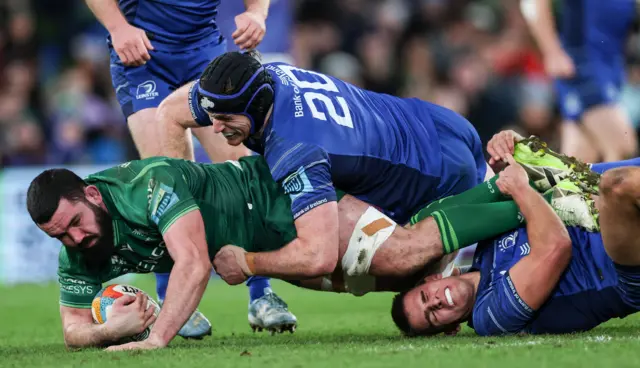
78, 201, 115, 270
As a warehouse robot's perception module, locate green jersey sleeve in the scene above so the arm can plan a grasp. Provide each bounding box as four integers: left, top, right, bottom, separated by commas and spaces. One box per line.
57, 248, 102, 309
146, 166, 199, 234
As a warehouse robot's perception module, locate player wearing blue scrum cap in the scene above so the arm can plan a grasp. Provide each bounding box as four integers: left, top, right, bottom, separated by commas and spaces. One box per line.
156, 50, 492, 283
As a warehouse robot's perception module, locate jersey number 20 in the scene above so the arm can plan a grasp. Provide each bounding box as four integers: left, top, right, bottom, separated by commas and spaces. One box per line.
278, 65, 354, 129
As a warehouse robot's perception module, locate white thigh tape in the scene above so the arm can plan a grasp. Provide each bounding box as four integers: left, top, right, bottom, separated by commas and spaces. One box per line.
342, 206, 397, 277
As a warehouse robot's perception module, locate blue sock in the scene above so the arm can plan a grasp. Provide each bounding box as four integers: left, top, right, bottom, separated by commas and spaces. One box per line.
247, 276, 272, 302
591, 158, 640, 174
155, 273, 170, 301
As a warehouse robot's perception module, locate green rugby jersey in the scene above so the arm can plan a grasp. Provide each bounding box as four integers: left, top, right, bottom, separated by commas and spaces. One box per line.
58, 156, 297, 308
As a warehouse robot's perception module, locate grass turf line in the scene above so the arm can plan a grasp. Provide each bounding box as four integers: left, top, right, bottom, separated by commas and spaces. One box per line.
2, 276, 640, 368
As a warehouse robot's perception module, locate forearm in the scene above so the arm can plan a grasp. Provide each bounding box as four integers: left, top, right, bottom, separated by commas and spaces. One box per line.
85, 0, 128, 33
244, 0, 269, 17
511, 186, 569, 251
148, 261, 210, 345
249, 238, 337, 279
63, 321, 118, 349
158, 115, 195, 161
522, 0, 563, 55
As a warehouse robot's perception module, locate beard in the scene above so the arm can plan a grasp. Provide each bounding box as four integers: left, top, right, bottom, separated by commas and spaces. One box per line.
80, 202, 115, 270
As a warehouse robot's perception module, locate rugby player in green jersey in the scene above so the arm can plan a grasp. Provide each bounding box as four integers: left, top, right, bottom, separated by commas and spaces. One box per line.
26, 146, 597, 351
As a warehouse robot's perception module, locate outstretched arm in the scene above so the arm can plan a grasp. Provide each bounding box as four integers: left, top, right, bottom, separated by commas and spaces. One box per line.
214, 141, 340, 283
146, 210, 212, 346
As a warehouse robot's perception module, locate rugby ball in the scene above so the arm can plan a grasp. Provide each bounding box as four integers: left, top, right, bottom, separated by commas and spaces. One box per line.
91, 284, 161, 342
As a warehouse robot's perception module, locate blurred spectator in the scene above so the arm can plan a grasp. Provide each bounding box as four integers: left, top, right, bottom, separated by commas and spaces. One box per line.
1, 0, 637, 167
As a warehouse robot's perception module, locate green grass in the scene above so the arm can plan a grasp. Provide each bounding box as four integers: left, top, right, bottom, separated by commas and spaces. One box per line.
2, 276, 640, 367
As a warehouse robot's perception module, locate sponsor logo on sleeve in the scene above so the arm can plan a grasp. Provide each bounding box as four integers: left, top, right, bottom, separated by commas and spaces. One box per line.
282, 166, 313, 202
498, 230, 518, 253
60, 277, 95, 295
149, 183, 179, 225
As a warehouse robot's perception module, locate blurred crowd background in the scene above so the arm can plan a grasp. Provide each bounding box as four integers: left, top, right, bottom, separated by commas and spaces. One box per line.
2, 0, 640, 167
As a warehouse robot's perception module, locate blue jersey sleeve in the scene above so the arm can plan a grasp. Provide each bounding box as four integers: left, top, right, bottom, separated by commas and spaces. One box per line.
188, 80, 213, 127
471, 271, 535, 336
265, 135, 336, 219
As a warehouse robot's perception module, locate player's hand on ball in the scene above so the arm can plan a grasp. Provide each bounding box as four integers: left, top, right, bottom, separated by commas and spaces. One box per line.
495, 156, 530, 197
111, 23, 154, 66
232, 11, 266, 50
105, 292, 157, 340
487, 130, 524, 169
213, 245, 251, 285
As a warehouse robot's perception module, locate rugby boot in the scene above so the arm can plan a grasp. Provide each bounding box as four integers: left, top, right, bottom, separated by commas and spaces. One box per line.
248, 291, 297, 335
513, 136, 600, 195
546, 178, 599, 232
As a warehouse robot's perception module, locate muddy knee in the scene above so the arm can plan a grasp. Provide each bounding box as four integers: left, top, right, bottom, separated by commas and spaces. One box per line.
600, 167, 640, 198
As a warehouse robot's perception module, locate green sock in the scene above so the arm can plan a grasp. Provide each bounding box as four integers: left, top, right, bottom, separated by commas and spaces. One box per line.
411, 176, 543, 225
411, 175, 509, 224
429, 201, 525, 254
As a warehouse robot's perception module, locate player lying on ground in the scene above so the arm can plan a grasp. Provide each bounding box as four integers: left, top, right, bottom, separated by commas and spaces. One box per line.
25, 143, 598, 350
392, 133, 640, 336
156, 50, 492, 286
297, 136, 601, 296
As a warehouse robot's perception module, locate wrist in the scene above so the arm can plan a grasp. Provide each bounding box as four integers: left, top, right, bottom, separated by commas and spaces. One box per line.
106, 18, 130, 35
510, 184, 536, 201
542, 43, 565, 57
99, 322, 122, 343
244, 252, 257, 276
246, 6, 267, 19
147, 331, 169, 348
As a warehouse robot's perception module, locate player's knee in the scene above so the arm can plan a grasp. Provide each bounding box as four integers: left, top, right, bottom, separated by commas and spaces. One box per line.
600, 167, 639, 199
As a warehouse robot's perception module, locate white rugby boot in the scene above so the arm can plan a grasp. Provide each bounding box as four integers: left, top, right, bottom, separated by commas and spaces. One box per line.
248, 290, 297, 335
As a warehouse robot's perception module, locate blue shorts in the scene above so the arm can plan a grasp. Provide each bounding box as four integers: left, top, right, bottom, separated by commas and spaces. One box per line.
109, 40, 227, 118
429, 103, 487, 198
614, 263, 640, 309
554, 63, 625, 121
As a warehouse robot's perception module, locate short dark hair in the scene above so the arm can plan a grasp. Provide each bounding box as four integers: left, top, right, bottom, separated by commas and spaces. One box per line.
27, 168, 87, 224
391, 291, 412, 336
391, 290, 462, 338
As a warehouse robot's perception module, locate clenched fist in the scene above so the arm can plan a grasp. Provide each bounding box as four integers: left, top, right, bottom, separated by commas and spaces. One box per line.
495, 156, 530, 197
213, 245, 253, 285
486, 130, 524, 170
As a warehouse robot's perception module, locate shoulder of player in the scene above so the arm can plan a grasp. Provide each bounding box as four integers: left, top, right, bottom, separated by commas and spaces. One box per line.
88, 158, 181, 185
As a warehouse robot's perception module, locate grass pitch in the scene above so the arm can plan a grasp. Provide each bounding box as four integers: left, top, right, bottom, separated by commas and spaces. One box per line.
2, 276, 640, 368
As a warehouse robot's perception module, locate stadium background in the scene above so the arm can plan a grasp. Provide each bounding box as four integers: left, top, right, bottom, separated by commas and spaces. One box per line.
3, 1, 640, 366
1, 0, 640, 289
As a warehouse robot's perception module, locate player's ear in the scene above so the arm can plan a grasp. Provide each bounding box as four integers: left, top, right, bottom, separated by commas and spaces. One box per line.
84, 185, 103, 205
